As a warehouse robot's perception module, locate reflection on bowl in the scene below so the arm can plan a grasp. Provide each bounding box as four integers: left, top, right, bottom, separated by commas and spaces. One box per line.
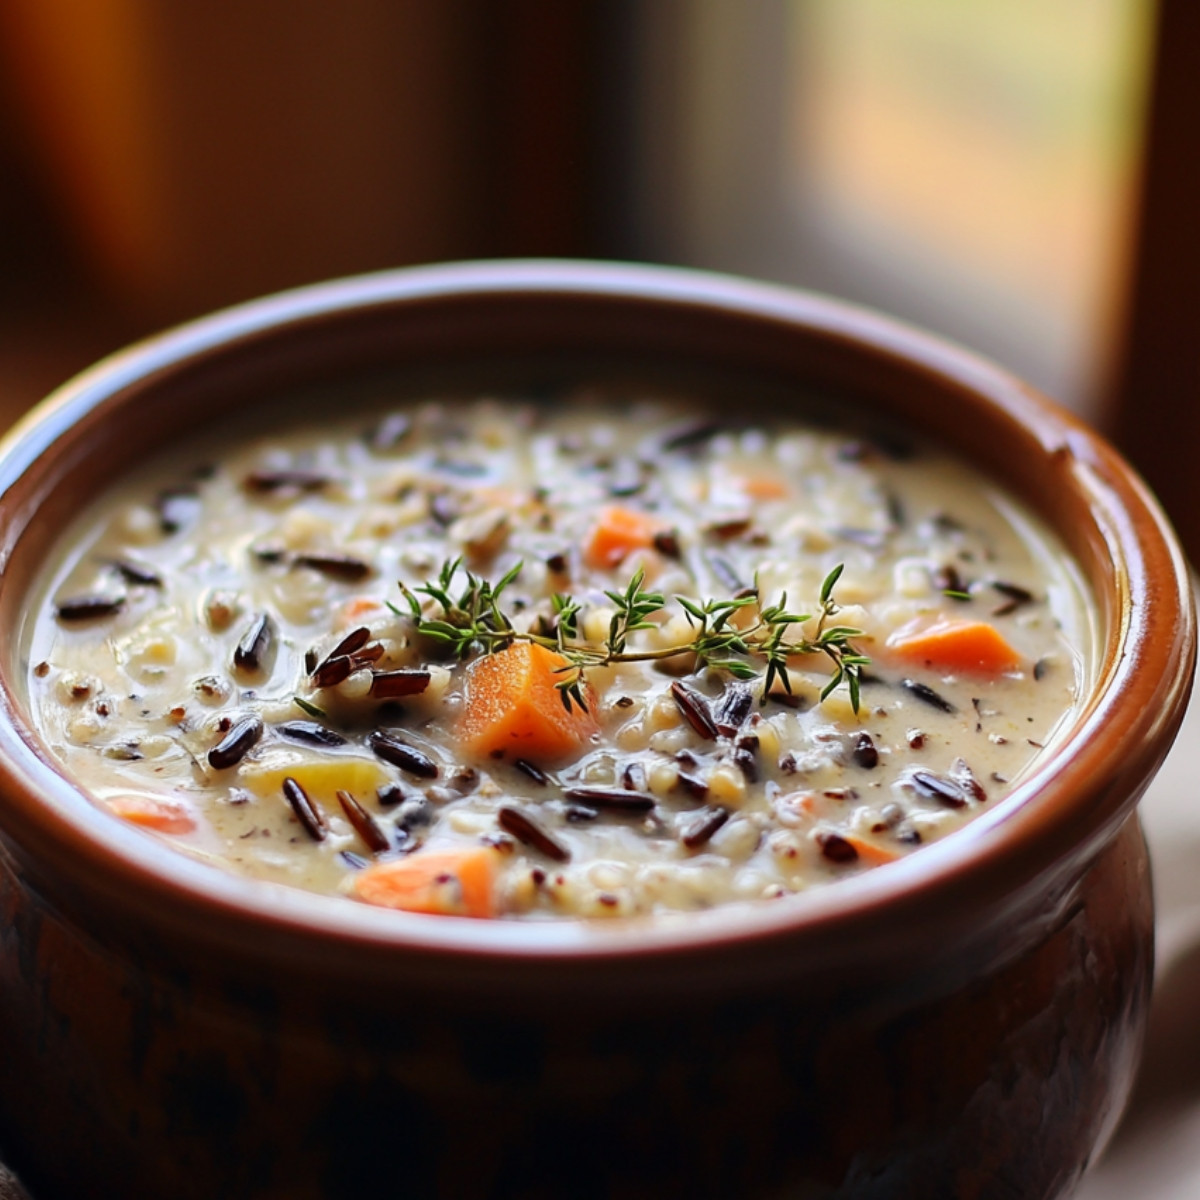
0, 261, 1191, 1200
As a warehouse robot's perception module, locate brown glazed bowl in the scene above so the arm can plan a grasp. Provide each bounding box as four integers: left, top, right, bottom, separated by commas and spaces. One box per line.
0, 262, 1191, 1200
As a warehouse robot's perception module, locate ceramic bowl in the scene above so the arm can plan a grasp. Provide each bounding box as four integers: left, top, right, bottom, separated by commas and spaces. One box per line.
0, 262, 1191, 1200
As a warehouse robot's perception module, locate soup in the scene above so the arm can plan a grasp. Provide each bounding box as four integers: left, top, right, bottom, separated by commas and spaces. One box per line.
26, 394, 1089, 919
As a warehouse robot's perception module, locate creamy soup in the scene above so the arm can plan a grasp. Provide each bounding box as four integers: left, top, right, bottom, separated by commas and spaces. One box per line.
25, 395, 1090, 919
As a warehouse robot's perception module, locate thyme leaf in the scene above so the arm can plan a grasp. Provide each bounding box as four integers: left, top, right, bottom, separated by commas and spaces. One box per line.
400, 560, 869, 713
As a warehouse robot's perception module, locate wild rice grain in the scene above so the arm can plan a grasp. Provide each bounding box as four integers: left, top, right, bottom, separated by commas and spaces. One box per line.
680, 805, 730, 850
376, 781, 415, 807
352, 642, 385, 665
652, 529, 682, 558
369, 669, 432, 700
311, 655, 353, 689
659, 420, 723, 453
733, 748, 758, 782
330, 626, 371, 659
243, 469, 330, 494
671, 681, 719, 740
207, 714, 264, 769
515, 759, 550, 786
852, 733, 879, 769
621, 761, 647, 791
561, 787, 655, 813
336, 790, 390, 853
715, 683, 754, 735
277, 720, 347, 747
949, 757, 987, 802
908, 769, 967, 809
498, 805, 570, 862
901, 679, 956, 714
156, 488, 199, 534
369, 731, 439, 778
293, 553, 372, 583
234, 613, 277, 675
282, 776, 328, 841
816, 831, 859, 863
56, 594, 126, 622
108, 558, 163, 587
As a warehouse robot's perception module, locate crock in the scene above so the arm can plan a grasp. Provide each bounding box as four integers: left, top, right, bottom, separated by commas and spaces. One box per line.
0, 261, 1191, 1199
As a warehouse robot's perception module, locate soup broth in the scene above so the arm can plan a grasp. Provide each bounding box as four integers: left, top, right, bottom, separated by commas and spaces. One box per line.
26, 393, 1090, 919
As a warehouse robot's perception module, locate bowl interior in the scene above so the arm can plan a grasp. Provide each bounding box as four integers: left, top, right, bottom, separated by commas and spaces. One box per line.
0, 261, 1189, 985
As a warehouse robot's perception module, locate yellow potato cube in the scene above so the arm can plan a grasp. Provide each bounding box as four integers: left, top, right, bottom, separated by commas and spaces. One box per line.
238, 750, 390, 805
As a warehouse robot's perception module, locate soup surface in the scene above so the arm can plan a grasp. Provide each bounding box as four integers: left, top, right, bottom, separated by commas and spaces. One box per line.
26, 394, 1090, 919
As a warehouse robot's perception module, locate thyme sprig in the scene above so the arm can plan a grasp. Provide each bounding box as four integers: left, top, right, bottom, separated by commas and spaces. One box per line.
397, 557, 869, 714
395, 557, 522, 659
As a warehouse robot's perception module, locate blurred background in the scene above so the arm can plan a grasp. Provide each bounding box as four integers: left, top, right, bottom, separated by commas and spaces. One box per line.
0, 10, 1182, 416
0, 1, 1152, 401
2, 1, 1194, 553
1, 3, 1199, 1194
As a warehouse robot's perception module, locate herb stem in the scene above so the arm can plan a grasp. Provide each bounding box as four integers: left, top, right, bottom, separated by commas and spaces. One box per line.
400, 559, 869, 714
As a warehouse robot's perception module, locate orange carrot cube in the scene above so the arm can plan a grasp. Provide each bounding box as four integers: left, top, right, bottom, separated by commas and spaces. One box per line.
353, 847, 499, 918
459, 643, 598, 762
583, 505, 666, 570
105, 794, 196, 834
887, 617, 1022, 673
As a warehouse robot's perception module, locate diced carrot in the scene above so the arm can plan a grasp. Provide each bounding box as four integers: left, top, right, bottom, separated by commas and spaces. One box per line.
776, 791, 819, 823
736, 474, 789, 500
340, 596, 384, 624
583, 505, 666, 570
352, 846, 499, 918
105, 794, 196, 834
459, 642, 598, 762
840, 834, 902, 866
886, 617, 1022, 673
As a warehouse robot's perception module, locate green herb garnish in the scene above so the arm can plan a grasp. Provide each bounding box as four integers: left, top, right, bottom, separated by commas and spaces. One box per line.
399, 558, 869, 715
293, 695, 328, 719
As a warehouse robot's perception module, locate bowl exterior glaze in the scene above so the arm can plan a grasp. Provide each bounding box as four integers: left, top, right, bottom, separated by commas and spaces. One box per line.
0, 814, 1153, 1200
0, 262, 1189, 1199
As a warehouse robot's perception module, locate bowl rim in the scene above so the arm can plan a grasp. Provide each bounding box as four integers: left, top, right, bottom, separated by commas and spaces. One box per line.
0, 258, 1191, 977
